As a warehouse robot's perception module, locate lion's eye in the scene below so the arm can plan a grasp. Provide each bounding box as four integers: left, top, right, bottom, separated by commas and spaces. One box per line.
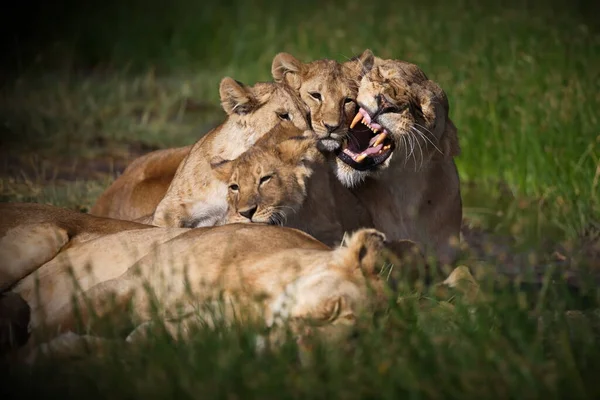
229, 184, 239, 191
259, 175, 272, 185
309, 92, 322, 101
344, 98, 354, 104
277, 112, 290, 121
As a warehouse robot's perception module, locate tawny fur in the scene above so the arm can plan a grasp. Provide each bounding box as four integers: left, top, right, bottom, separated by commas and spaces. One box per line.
0, 203, 153, 291
152, 79, 310, 227
90, 77, 310, 224
212, 123, 373, 246
0, 204, 423, 362
90, 145, 191, 221
332, 57, 463, 265
271, 49, 374, 152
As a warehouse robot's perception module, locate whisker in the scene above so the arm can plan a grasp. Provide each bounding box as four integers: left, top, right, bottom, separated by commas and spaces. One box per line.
412, 126, 443, 154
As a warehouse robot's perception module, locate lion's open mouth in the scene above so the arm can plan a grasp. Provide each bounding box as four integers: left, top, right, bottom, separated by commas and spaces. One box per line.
336, 108, 395, 170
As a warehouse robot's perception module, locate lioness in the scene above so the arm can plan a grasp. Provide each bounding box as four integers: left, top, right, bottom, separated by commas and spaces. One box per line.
89, 77, 310, 222
331, 58, 463, 265
27, 226, 397, 351
1, 203, 423, 361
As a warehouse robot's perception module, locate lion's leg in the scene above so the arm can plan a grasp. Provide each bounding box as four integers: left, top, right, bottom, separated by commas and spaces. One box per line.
0, 223, 69, 291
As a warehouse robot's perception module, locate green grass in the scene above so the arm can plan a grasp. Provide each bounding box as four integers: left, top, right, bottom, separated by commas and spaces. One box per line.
1, 0, 600, 397
3, 274, 600, 399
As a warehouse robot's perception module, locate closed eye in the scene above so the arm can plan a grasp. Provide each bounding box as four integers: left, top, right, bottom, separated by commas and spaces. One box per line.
259, 175, 272, 185
309, 92, 322, 101
383, 103, 409, 114
277, 112, 290, 121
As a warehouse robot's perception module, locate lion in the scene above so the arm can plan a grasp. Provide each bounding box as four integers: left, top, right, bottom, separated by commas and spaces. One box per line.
0, 204, 426, 362
0, 202, 157, 291
89, 76, 310, 223
210, 125, 321, 226
271, 49, 374, 152
209, 122, 373, 246
330, 58, 463, 265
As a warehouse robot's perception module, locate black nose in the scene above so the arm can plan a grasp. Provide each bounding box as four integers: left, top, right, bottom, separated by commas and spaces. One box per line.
239, 206, 257, 220
324, 123, 340, 133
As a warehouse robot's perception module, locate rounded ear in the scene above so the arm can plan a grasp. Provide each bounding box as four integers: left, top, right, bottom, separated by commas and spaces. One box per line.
271, 52, 305, 90
343, 49, 375, 81
339, 228, 387, 275
416, 80, 460, 159
210, 156, 233, 182
219, 77, 258, 115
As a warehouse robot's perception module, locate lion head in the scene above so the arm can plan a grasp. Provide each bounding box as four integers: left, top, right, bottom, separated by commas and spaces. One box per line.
211, 123, 320, 225
219, 77, 311, 135
333, 59, 461, 187
271, 50, 374, 152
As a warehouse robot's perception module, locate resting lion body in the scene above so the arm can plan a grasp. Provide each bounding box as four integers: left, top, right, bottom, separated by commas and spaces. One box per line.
89, 77, 310, 223
331, 58, 463, 265
0, 203, 408, 362
89, 145, 191, 222
0, 202, 155, 291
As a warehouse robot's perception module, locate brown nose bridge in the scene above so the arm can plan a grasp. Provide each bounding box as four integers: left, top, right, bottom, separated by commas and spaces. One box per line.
321, 95, 344, 129
238, 190, 258, 212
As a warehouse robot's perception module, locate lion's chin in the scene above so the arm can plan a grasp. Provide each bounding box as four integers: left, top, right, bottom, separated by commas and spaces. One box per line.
335, 108, 395, 171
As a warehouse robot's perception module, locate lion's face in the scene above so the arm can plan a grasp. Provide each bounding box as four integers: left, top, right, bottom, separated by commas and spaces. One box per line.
271, 50, 374, 152
212, 130, 318, 225
333, 60, 460, 187
219, 78, 311, 135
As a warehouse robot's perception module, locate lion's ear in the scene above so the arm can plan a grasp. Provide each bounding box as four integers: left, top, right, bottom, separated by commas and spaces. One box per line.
416, 81, 460, 159
271, 53, 305, 90
210, 156, 233, 182
219, 77, 258, 115
275, 137, 319, 166
343, 49, 375, 81
339, 228, 387, 275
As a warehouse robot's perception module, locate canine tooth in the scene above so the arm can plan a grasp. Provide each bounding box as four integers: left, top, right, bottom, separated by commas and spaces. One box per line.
355, 153, 367, 162
373, 132, 388, 147
350, 113, 362, 129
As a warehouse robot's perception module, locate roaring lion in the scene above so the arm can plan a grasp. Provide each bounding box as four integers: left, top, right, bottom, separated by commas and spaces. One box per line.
89, 77, 310, 223
330, 57, 463, 265
0, 203, 425, 362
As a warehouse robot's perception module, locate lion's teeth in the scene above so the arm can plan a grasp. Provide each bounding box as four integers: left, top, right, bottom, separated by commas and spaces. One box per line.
373, 127, 379, 133
362, 117, 367, 126
383, 145, 391, 150
350, 113, 362, 129
373, 132, 388, 147
355, 153, 367, 163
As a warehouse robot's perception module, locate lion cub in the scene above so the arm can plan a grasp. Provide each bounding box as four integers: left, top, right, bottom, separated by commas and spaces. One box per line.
210, 123, 320, 225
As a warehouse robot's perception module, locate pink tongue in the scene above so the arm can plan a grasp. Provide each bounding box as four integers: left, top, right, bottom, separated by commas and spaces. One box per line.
362, 143, 383, 155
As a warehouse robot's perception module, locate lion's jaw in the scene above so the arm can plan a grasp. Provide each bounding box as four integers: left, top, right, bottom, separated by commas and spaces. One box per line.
332, 61, 449, 188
